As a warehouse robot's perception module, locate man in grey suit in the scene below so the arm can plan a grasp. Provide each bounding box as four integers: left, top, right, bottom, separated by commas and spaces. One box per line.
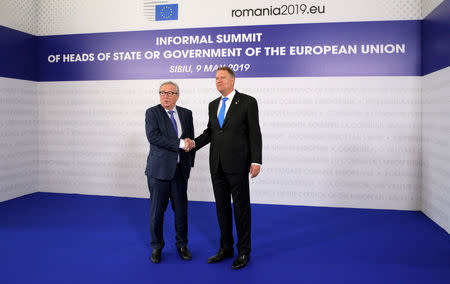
145, 81, 195, 263
194, 67, 262, 269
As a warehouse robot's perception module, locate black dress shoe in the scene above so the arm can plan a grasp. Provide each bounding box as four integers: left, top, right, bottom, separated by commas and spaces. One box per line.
150, 248, 162, 263
232, 254, 249, 269
207, 248, 234, 263
177, 246, 192, 260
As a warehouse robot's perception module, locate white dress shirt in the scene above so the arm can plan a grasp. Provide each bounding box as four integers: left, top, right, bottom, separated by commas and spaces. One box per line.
164, 106, 185, 150
217, 90, 236, 118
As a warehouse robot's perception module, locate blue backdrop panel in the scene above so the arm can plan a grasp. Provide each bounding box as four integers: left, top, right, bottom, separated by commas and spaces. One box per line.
422, 0, 450, 75
0, 26, 37, 81
36, 21, 421, 81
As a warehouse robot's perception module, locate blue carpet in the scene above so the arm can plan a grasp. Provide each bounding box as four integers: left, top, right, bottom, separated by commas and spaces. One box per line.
1, 192, 449, 283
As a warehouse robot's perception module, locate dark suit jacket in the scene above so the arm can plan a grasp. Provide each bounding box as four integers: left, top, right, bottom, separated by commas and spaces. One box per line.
195, 90, 262, 174
145, 104, 195, 180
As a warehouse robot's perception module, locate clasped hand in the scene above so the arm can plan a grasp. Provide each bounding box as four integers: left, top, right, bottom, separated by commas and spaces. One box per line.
184, 138, 195, 152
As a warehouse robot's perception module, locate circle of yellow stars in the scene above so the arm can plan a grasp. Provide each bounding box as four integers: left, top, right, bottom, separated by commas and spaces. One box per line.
160, 6, 174, 19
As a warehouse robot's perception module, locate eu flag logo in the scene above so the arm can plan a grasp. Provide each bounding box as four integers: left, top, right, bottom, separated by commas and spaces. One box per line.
155, 4, 178, 21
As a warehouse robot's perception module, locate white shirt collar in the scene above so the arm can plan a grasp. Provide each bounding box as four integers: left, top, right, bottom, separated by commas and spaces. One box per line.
164, 106, 177, 113
221, 89, 236, 102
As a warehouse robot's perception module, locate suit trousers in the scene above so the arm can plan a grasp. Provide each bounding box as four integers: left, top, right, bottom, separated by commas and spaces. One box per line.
147, 164, 188, 250
211, 163, 251, 255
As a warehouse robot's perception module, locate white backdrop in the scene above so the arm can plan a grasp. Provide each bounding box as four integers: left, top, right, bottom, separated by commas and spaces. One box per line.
422, 67, 450, 231
0, 77, 38, 201
38, 76, 421, 209
1, 0, 445, 217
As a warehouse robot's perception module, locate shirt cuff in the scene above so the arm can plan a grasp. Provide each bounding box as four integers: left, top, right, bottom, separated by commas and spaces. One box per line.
179, 139, 185, 149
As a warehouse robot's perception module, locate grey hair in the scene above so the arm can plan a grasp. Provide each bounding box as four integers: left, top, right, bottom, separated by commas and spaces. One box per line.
159, 81, 180, 94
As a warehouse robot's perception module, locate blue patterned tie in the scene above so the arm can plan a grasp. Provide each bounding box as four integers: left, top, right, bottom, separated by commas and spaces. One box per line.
168, 110, 178, 136
218, 97, 228, 128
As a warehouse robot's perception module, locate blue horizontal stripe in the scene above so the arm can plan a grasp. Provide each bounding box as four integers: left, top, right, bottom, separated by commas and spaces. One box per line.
1, 21, 421, 81
0, 26, 37, 81
422, 0, 450, 75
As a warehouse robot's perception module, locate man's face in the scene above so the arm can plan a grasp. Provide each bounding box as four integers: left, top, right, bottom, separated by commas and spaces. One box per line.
159, 83, 179, 110
216, 70, 235, 96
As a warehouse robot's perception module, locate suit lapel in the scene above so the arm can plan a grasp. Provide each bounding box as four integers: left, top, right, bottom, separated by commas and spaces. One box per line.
212, 97, 221, 128
177, 107, 186, 137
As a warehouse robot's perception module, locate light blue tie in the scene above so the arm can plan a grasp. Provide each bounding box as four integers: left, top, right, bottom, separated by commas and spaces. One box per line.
168, 110, 178, 136
218, 97, 228, 128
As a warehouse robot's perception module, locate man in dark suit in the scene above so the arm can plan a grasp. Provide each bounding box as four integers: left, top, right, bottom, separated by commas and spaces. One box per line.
194, 67, 262, 269
145, 81, 196, 263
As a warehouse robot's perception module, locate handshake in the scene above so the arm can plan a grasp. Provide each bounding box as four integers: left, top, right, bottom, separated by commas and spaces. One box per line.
183, 138, 195, 152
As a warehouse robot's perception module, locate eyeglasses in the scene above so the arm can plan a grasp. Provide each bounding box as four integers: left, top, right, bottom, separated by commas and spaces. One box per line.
159, 91, 178, 97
